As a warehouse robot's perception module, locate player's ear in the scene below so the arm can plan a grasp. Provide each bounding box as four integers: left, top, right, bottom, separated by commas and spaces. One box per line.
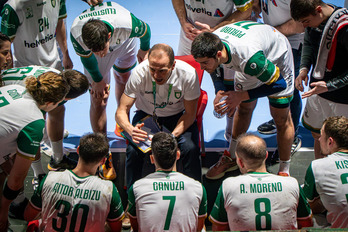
108, 32, 111, 40
77, 146, 80, 155
150, 154, 155, 164
100, 157, 107, 165
265, 151, 268, 160
171, 60, 176, 70
176, 150, 180, 161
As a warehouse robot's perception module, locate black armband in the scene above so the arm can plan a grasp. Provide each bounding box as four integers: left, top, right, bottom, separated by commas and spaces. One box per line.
3, 181, 21, 201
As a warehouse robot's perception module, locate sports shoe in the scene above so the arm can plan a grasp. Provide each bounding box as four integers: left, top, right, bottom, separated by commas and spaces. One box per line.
257, 119, 277, 135
63, 129, 69, 139
122, 214, 131, 229
291, 137, 302, 156
278, 172, 289, 177
48, 155, 78, 171
32, 174, 46, 191
8, 197, 29, 220
26, 220, 40, 232
98, 152, 117, 180
40, 141, 53, 157
114, 123, 123, 137
206, 150, 238, 180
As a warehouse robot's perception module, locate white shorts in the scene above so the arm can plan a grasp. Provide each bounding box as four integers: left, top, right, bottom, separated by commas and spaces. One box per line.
84, 38, 137, 84
177, 27, 192, 56
302, 94, 348, 133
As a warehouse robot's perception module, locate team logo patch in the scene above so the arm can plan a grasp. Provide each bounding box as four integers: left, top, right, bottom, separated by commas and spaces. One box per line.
214, 8, 224, 17
51, 0, 56, 8
250, 63, 257, 69
236, 83, 243, 91
174, 91, 182, 99
25, 7, 33, 19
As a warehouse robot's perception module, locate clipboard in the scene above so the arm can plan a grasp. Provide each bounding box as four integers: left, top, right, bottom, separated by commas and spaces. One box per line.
120, 116, 170, 153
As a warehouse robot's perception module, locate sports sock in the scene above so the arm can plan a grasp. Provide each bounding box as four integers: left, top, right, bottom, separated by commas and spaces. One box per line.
279, 159, 291, 174
228, 138, 237, 158
12, 190, 25, 204
225, 116, 233, 140
51, 139, 64, 162
31, 158, 46, 178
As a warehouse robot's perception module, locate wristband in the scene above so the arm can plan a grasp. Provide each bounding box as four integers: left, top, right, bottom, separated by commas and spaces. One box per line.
3, 181, 21, 201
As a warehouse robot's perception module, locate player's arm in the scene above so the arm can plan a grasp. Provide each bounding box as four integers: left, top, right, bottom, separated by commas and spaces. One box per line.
209, 185, 230, 231
0, 4, 19, 41
210, 2, 253, 31
56, 18, 73, 69
129, 14, 151, 62
0, 153, 33, 230
127, 185, 139, 231
244, 50, 287, 99
302, 163, 326, 214
115, 93, 147, 143
172, 98, 198, 138
106, 184, 124, 232
296, 186, 313, 228
197, 186, 208, 231
275, 19, 304, 37
23, 202, 41, 222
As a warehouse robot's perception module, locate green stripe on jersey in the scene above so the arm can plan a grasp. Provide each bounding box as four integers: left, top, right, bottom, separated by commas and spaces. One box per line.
17, 119, 45, 156
127, 185, 136, 217
107, 183, 124, 220
70, 33, 91, 57
31, 174, 49, 209
210, 185, 228, 223
130, 13, 151, 51
198, 185, 207, 216
1, 4, 20, 38
303, 163, 319, 201
245, 51, 276, 83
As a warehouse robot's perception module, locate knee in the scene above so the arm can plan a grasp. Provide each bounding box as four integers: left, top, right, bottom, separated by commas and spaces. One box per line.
114, 71, 130, 85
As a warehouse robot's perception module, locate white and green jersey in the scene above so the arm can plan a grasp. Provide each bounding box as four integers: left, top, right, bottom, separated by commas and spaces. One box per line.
1, 0, 66, 70
128, 171, 207, 232
2, 66, 60, 86
30, 170, 124, 232
124, 59, 200, 117
210, 172, 311, 230
214, 21, 294, 104
70, 1, 150, 58
185, 0, 252, 28
260, 0, 303, 50
303, 152, 348, 228
0, 84, 45, 162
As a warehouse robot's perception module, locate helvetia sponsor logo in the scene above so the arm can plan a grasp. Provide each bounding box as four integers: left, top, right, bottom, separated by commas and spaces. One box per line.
24, 34, 54, 48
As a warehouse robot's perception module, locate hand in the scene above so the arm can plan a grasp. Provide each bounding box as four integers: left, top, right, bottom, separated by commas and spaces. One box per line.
62, 54, 73, 70
0, 207, 9, 231
295, 70, 309, 92
194, 21, 213, 33
301, 81, 328, 99
251, 0, 262, 19
91, 79, 109, 99
182, 21, 199, 40
137, 49, 149, 63
131, 123, 148, 144
214, 91, 238, 117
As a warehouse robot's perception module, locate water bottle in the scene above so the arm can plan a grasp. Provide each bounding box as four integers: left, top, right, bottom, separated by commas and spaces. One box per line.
213, 96, 228, 118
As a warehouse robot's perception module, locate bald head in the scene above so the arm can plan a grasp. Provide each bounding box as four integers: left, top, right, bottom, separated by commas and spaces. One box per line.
148, 43, 175, 66
236, 134, 267, 167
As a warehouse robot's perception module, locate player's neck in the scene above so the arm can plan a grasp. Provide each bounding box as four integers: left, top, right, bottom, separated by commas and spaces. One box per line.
72, 162, 99, 177
156, 164, 176, 172
245, 166, 267, 173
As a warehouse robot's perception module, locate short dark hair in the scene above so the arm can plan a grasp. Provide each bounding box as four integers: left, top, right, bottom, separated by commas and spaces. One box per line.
191, 32, 223, 59
148, 43, 175, 66
78, 133, 109, 164
151, 132, 178, 169
290, 0, 324, 21
62, 70, 89, 99
82, 19, 109, 52
323, 116, 348, 150
236, 133, 267, 167
0, 32, 11, 47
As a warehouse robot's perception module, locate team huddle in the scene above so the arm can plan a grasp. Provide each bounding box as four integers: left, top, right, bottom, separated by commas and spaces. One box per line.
0, 0, 348, 231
